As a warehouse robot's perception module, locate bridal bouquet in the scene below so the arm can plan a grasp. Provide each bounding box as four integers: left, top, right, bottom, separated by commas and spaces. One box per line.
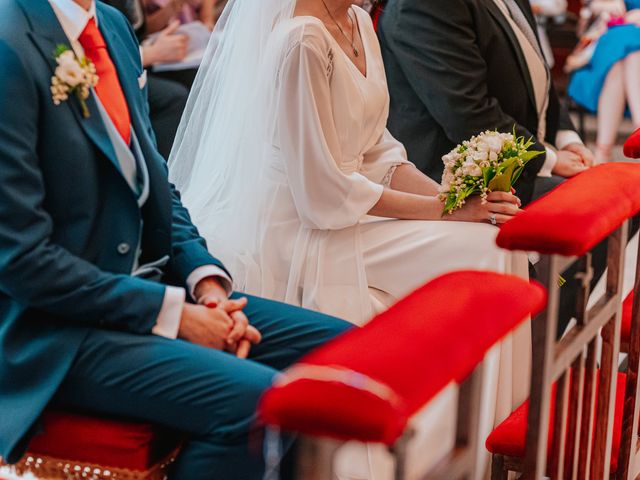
439, 130, 543, 215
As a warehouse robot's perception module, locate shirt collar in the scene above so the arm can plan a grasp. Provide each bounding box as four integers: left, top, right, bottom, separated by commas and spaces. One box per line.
48, 0, 97, 42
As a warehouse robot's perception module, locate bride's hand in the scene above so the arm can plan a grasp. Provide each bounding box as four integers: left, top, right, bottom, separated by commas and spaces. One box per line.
445, 191, 522, 225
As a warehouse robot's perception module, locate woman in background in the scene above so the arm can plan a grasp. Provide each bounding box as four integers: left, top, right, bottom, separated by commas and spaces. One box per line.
144, 0, 225, 31
142, 0, 227, 87
568, 0, 640, 162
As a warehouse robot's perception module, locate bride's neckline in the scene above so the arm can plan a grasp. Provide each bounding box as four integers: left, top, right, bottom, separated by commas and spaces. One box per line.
293, 10, 369, 80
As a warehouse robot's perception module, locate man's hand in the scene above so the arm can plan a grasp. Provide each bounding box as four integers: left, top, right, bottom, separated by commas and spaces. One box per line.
217, 297, 262, 359
562, 143, 595, 167
178, 303, 234, 350
552, 150, 589, 178
194, 277, 229, 307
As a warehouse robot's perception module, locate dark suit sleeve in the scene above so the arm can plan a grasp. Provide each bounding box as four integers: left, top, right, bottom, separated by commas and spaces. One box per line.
381, 0, 547, 177
166, 181, 232, 285
0, 41, 165, 333
555, 91, 577, 133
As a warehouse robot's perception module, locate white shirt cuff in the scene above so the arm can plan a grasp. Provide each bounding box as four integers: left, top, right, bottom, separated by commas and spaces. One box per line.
186, 265, 233, 300
538, 146, 558, 177
555, 130, 583, 150
152, 286, 185, 339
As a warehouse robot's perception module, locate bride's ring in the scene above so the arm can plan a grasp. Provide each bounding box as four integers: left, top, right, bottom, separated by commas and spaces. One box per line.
489, 214, 497, 226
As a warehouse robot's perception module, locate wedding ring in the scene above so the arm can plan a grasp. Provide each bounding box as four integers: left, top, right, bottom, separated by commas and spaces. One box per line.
489, 214, 497, 226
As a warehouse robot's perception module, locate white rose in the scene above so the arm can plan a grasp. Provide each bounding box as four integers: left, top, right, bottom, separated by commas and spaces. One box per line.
489, 151, 498, 162
55, 61, 85, 88
56, 50, 77, 66
462, 163, 482, 176
484, 135, 504, 153
472, 150, 489, 162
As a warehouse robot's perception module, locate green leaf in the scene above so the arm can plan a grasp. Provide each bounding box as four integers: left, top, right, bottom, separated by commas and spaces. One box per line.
511, 165, 526, 184
482, 167, 495, 185
488, 161, 518, 192
53, 44, 70, 58
520, 150, 544, 162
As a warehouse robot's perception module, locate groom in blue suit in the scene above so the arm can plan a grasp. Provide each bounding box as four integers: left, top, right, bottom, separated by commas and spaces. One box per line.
0, 0, 350, 478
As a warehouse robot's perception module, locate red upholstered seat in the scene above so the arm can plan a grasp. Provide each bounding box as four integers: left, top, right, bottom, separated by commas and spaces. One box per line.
26, 410, 180, 471
622, 291, 634, 343
497, 163, 640, 256
624, 127, 640, 158
486, 371, 627, 472
260, 271, 546, 445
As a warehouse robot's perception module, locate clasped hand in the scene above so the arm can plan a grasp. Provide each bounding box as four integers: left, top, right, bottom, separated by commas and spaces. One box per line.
178, 280, 261, 358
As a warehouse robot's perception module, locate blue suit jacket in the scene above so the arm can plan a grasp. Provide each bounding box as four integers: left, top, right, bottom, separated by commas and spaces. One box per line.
0, 0, 228, 462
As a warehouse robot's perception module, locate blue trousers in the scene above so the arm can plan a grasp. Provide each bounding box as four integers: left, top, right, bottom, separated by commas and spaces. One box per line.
52, 293, 351, 479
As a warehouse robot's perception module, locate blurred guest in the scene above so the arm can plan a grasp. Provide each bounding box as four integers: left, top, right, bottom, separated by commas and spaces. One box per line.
568, 0, 640, 162
142, 0, 224, 87
144, 0, 223, 31
531, 0, 568, 67
102, 0, 189, 158
378, 0, 594, 205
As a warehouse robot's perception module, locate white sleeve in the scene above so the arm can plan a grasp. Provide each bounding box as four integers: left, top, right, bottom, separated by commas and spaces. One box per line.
538, 146, 558, 177
186, 265, 233, 300
360, 129, 412, 184
152, 286, 185, 339
555, 130, 583, 149
276, 38, 384, 231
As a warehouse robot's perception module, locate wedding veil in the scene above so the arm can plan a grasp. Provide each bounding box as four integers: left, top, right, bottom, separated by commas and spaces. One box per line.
168, 0, 297, 287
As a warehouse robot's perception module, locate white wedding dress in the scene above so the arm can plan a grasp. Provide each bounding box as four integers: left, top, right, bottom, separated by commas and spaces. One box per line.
251, 7, 525, 325
170, 2, 530, 478
252, 9, 530, 479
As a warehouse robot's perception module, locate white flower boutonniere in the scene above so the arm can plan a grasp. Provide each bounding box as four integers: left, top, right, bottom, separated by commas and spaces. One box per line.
50, 44, 99, 118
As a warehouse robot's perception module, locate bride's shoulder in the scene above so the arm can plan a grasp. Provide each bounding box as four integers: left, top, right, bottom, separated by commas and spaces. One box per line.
270, 16, 333, 55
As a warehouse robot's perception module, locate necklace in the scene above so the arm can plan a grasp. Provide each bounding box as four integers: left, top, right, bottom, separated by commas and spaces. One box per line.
321, 1, 359, 57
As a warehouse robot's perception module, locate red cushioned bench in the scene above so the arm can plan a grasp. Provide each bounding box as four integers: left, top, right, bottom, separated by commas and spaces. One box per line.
489, 162, 640, 479
624, 127, 640, 159
259, 271, 546, 480
3, 411, 181, 479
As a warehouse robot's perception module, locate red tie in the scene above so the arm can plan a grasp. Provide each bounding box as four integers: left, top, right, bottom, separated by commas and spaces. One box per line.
78, 19, 132, 145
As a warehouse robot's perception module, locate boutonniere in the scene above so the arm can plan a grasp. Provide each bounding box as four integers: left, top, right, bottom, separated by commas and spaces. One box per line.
50, 44, 98, 118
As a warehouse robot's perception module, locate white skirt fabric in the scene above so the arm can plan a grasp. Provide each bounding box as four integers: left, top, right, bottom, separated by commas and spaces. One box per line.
326, 217, 531, 480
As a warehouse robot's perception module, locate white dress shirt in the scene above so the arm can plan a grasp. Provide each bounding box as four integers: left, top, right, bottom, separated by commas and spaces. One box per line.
49, 0, 232, 338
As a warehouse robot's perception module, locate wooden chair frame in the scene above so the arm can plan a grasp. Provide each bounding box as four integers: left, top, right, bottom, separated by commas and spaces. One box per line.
492, 221, 628, 479
616, 221, 640, 479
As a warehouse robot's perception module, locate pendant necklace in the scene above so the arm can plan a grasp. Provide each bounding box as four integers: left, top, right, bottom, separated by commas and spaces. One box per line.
321, 1, 359, 57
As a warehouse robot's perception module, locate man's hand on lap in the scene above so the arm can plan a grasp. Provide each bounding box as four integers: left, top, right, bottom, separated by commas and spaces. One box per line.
178, 303, 234, 350
189, 280, 262, 357
194, 276, 229, 306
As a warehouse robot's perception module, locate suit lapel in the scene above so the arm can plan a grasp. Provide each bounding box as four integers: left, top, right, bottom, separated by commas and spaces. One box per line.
97, 4, 173, 252
19, 0, 124, 176
482, 0, 537, 112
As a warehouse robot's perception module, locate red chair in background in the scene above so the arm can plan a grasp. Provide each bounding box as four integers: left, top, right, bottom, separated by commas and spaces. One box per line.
260, 271, 546, 480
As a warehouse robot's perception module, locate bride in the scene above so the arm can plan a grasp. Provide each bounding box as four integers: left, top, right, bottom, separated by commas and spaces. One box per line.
168, 0, 525, 325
